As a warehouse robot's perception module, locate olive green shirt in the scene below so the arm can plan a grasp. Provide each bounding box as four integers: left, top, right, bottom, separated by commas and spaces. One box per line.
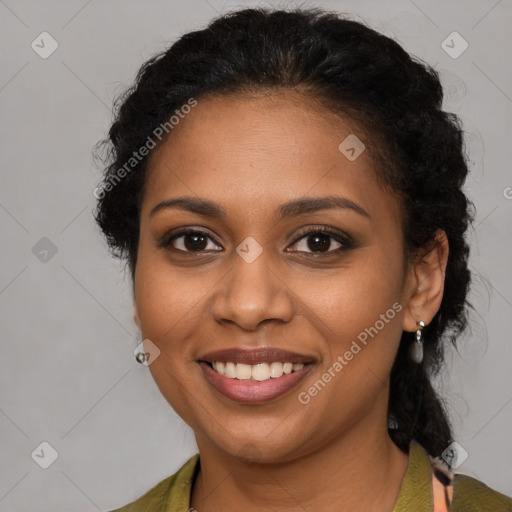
108, 441, 512, 511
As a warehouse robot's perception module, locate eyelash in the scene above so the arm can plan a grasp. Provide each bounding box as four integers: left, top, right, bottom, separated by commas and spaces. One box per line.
158, 226, 354, 256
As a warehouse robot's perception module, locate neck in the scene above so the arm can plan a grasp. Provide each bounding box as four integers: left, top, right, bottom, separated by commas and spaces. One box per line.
190, 413, 409, 511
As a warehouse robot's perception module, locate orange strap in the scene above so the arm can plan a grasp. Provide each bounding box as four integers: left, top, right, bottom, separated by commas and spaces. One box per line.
432, 464, 454, 511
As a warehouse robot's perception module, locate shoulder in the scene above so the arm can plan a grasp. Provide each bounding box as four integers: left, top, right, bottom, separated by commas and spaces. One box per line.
106, 475, 174, 512
451, 473, 512, 511
106, 454, 200, 512
413, 441, 511, 512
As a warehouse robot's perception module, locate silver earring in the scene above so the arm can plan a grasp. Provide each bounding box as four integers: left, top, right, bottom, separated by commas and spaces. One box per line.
409, 320, 425, 364
135, 352, 147, 364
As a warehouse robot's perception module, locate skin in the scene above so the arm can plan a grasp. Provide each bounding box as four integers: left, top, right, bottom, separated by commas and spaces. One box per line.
133, 91, 449, 511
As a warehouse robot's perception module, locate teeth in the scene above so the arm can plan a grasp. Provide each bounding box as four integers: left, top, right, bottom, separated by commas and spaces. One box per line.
236, 363, 252, 380
225, 362, 237, 378
252, 363, 269, 381
210, 361, 306, 381
269, 361, 283, 378
216, 361, 225, 375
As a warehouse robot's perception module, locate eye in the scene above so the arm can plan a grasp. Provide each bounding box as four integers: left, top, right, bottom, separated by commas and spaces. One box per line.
287, 227, 352, 254
162, 229, 222, 253
159, 226, 354, 255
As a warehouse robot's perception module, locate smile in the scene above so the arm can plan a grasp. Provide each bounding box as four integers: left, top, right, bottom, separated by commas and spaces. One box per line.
197, 347, 315, 403
210, 361, 305, 380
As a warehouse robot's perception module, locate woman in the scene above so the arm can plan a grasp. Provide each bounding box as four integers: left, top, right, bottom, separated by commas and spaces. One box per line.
94, 7, 512, 511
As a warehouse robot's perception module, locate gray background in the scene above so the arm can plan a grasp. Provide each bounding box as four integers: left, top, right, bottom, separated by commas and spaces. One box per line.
1, 0, 511, 510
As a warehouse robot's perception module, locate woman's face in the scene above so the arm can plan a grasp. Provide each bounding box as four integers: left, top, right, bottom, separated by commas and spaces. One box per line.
134, 92, 416, 462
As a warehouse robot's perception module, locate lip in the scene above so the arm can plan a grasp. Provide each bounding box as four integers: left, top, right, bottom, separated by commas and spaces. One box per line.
198, 347, 315, 365
199, 360, 315, 403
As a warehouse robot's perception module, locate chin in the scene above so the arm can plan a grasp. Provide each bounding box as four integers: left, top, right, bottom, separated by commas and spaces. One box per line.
206, 426, 314, 465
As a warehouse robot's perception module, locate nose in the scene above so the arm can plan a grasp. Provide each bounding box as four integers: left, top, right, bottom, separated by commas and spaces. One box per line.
210, 250, 295, 331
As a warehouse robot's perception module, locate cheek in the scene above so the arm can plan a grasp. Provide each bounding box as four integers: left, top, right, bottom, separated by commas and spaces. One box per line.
302, 255, 406, 408
134, 248, 205, 344
134, 252, 209, 428
304, 253, 404, 338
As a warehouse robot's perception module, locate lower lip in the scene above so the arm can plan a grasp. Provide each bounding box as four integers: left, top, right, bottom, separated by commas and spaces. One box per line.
199, 362, 314, 403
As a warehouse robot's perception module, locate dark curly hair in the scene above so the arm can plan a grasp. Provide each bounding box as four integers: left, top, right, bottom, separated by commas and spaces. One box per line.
93, 7, 474, 457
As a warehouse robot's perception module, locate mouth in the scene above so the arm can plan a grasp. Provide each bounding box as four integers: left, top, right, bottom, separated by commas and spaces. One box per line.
203, 360, 308, 379
197, 347, 315, 403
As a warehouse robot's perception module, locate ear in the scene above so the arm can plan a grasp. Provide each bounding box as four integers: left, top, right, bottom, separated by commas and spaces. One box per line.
402, 230, 449, 332
133, 304, 141, 328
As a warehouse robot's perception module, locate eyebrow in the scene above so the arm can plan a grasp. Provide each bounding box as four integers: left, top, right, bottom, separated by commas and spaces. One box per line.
149, 195, 370, 220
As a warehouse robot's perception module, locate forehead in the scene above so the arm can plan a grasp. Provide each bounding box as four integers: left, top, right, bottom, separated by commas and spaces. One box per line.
142, 92, 399, 225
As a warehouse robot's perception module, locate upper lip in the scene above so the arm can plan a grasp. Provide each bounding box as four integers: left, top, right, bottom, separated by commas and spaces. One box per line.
198, 347, 315, 365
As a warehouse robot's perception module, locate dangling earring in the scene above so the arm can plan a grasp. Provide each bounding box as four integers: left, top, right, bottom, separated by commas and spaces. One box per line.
409, 320, 425, 364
